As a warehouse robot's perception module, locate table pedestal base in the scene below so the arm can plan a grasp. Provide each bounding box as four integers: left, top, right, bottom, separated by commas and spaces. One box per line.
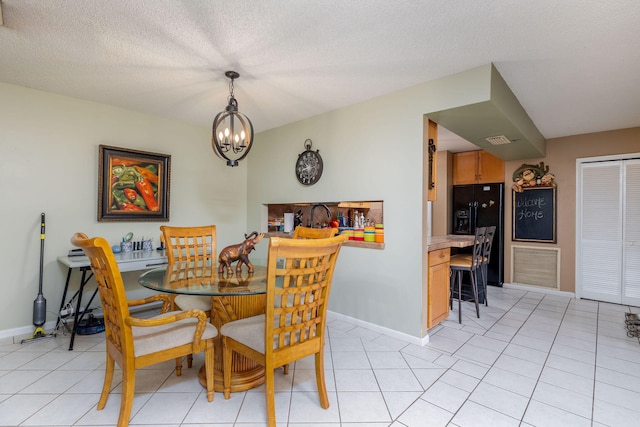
198, 361, 265, 392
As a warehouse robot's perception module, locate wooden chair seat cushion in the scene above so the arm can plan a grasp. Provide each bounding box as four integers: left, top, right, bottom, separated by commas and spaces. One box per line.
133, 310, 218, 357
221, 314, 265, 353
221, 313, 304, 353
174, 295, 212, 312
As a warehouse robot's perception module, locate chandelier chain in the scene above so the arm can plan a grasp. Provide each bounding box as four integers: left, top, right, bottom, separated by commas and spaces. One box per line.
228, 78, 235, 100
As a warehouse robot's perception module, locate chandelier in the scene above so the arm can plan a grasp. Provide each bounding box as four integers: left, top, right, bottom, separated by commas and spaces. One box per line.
211, 71, 254, 167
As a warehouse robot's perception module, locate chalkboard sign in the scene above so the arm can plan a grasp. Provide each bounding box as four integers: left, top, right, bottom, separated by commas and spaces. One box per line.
513, 187, 556, 243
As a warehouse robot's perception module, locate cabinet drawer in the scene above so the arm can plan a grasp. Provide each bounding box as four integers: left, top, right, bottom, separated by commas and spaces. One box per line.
428, 248, 450, 266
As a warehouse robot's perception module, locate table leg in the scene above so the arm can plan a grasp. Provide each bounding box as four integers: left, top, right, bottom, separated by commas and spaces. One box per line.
67, 268, 94, 351
55, 268, 74, 334
198, 294, 266, 392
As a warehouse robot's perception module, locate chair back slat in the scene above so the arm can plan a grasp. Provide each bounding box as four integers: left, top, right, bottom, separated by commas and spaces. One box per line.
266, 236, 347, 354
161, 225, 216, 268
471, 227, 487, 270
484, 225, 496, 262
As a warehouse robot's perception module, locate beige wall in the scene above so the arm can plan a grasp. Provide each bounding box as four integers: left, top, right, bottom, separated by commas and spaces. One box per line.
3, 74, 636, 340
0, 83, 248, 335
503, 127, 640, 292
246, 66, 502, 339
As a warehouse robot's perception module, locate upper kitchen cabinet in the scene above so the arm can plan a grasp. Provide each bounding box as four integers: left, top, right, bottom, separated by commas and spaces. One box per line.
452, 150, 504, 185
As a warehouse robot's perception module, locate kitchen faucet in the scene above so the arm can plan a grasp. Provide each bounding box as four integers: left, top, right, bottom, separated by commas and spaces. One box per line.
309, 203, 331, 227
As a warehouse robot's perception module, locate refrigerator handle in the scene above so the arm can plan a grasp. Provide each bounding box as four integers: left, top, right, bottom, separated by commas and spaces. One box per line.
471, 201, 478, 231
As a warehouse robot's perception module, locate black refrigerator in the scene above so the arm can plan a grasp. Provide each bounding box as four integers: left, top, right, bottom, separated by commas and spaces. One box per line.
452, 184, 504, 300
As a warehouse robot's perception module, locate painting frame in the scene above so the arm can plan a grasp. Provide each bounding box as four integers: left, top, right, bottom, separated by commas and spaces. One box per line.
98, 145, 171, 222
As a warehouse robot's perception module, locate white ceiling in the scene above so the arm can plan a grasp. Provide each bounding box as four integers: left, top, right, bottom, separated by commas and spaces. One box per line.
1, 1, 639, 152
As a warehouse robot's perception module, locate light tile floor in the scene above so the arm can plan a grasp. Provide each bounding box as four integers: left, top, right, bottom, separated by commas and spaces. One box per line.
1, 286, 639, 426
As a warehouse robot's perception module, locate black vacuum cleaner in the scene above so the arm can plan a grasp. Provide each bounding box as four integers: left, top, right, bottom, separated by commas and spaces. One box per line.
21, 212, 55, 343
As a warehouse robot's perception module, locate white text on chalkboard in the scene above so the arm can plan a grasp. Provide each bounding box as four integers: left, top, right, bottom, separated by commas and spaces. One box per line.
516, 197, 546, 209
516, 196, 546, 221
518, 209, 544, 220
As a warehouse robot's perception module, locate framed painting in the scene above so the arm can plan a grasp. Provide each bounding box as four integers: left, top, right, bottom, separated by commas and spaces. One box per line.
98, 145, 171, 222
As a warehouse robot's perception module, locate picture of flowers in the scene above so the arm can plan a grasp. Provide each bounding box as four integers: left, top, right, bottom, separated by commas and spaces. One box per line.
98, 145, 171, 221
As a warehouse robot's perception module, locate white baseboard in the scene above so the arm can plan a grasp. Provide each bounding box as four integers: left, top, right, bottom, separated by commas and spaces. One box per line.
0, 320, 58, 344
0, 301, 163, 345
503, 282, 576, 299
328, 310, 429, 346
2, 307, 423, 347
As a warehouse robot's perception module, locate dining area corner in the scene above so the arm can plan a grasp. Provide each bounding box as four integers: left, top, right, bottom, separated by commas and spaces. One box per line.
70, 226, 348, 427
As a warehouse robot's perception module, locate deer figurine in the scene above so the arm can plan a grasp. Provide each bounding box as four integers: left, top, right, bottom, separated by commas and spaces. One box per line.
218, 231, 265, 274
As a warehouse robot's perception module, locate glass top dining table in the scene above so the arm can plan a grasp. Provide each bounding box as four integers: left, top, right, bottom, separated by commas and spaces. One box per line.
138, 263, 268, 296
138, 262, 269, 393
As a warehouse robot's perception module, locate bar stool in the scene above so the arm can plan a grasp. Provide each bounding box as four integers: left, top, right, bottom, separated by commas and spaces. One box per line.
480, 226, 496, 306
449, 227, 486, 323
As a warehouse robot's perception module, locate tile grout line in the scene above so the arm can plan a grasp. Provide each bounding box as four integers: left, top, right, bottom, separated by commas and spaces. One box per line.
454, 289, 544, 424
516, 295, 589, 424
409, 289, 535, 424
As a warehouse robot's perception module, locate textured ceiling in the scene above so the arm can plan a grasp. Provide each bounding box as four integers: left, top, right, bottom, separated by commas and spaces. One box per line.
1, 0, 639, 152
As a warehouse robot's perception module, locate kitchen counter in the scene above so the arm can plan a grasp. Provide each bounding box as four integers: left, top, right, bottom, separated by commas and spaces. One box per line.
427, 235, 475, 251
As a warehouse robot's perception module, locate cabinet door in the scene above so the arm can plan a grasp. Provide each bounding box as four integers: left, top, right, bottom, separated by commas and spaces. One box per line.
428, 261, 450, 328
477, 151, 505, 183
452, 151, 479, 185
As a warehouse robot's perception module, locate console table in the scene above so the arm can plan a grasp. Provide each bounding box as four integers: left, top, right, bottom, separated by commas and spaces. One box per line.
56, 250, 168, 350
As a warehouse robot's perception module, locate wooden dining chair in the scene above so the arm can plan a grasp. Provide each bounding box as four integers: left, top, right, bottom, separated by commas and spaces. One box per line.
221, 235, 348, 427
160, 226, 216, 312
71, 233, 216, 427
161, 225, 217, 368
279, 225, 338, 374
292, 225, 338, 239
449, 227, 486, 323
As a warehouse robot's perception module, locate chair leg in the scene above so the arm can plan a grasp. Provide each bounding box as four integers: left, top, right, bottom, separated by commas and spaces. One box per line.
470, 270, 480, 319
222, 337, 232, 400
265, 361, 276, 427
175, 356, 183, 376
187, 354, 193, 369
97, 353, 115, 410
483, 264, 489, 306
449, 271, 454, 310
117, 365, 135, 427
457, 271, 463, 324
315, 351, 329, 408
204, 341, 215, 402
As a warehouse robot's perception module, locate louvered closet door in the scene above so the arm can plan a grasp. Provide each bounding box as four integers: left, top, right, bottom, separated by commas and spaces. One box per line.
579, 162, 623, 303
623, 160, 640, 306
579, 159, 640, 306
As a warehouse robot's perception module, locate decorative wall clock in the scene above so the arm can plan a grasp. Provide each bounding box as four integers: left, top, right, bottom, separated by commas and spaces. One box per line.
295, 139, 323, 185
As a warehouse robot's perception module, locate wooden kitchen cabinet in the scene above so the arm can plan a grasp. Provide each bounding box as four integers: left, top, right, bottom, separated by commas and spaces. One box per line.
427, 248, 451, 328
452, 150, 504, 185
